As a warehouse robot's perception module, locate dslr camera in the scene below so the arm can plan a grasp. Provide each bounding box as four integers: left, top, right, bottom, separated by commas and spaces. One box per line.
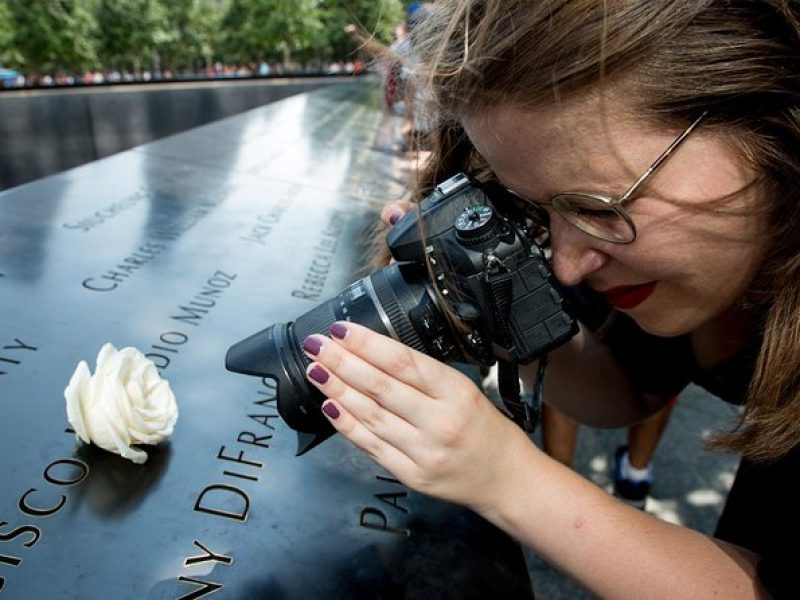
226, 173, 577, 453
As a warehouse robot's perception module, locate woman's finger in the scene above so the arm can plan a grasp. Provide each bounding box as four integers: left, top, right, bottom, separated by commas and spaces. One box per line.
324, 321, 472, 400
302, 334, 428, 426
318, 397, 419, 480
304, 358, 426, 464
380, 200, 414, 227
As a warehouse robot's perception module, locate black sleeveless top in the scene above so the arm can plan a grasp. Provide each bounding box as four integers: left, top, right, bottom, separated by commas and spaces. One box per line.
596, 310, 796, 598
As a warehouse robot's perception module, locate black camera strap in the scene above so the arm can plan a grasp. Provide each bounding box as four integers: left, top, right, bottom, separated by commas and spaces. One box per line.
497, 357, 546, 433
484, 257, 545, 433
497, 358, 524, 426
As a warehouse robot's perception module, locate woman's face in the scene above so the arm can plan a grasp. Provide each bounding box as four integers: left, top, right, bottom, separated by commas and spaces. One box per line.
462, 98, 766, 337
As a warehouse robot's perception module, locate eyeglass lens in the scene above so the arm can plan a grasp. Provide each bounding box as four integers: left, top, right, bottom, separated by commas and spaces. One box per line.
552, 194, 636, 243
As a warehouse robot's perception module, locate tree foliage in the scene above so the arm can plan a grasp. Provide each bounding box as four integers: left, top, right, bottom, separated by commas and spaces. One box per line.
94, 0, 163, 72
7, 0, 98, 73
0, 0, 407, 76
219, 0, 324, 67
156, 0, 221, 72
0, 2, 11, 61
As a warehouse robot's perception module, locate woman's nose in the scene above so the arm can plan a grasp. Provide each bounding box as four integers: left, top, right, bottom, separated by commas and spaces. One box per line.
548, 214, 611, 286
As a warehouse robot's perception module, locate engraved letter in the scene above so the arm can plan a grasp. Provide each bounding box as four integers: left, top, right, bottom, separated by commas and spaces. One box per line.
216, 447, 263, 468
194, 485, 250, 522
375, 492, 409, 514
0, 554, 22, 567
248, 414, 278, 430
358, 508, 410, 537
237, 432, 272, 449
82, 278, 118, 292
0, 522, 42, 547
291, 290, 320, 301
171, 305, 208, 326
43, 458, 89, 486
145, 353, 171, 369
18, 488, 66, 517
3, 339, 36, 352
160, 331, 189, 345
183, 540, 233, 567
176, 576, 223, 600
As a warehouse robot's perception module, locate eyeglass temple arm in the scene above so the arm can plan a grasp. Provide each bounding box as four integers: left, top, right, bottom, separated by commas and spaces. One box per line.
618, 111, 708, 204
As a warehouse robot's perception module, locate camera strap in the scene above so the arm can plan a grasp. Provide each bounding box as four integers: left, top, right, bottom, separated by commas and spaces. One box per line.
497, 357, 546, 433
484, 261, 544, 433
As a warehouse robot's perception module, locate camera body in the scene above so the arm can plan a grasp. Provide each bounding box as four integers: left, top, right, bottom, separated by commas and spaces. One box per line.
225, 173, 577, 453
384, 172, 576, 366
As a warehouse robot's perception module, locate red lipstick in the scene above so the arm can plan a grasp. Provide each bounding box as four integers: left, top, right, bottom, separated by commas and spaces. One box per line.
601, 281, 657, 310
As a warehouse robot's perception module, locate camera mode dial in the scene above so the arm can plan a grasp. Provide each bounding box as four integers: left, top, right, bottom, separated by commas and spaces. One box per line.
455, 204, 497, 244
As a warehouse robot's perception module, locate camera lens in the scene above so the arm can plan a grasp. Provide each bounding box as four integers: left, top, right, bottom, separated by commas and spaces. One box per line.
225, 262, 457, 452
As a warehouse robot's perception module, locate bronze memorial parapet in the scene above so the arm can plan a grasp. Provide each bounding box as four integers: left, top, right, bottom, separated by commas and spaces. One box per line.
0, 81, 533, 599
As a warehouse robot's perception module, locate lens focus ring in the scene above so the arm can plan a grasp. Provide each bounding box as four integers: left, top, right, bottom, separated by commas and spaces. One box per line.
369, 268, 427, 354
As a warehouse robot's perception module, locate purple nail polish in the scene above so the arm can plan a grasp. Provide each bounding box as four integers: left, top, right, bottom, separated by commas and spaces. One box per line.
303, 336, 322, 356
389, 211, 402, 226
330, 322, 347, 339
309, 365, 329, 384
322, 402, 340, 419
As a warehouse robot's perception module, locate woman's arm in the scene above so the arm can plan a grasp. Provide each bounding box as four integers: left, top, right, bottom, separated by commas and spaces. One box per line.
303, 323, 767, 598
486, 431, 767, 598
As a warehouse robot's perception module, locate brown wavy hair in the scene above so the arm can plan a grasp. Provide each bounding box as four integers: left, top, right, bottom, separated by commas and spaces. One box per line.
400, 0, 800, 461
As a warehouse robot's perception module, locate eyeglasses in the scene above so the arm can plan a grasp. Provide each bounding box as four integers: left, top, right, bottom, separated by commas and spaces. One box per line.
502, 112, 708, 244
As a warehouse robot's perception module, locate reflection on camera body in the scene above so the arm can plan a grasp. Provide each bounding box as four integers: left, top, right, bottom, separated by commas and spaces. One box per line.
226, 173, 578, 453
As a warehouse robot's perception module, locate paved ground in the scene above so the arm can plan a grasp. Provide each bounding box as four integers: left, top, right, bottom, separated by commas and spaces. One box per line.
517, 384, 742, 598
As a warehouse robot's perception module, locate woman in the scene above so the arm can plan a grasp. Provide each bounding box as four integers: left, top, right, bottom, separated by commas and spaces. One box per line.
301, 1, 800, 596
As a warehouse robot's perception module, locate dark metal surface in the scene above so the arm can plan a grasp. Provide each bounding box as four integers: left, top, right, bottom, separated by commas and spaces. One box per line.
0, 81, 534, 599
0, 77, 342, 191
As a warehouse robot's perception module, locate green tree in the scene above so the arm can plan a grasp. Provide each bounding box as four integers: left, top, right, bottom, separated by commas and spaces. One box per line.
8, 0, 97, 74
0, 1, 19, 67
157, 0, 222, 74
220, 0, 323, 69
94, 0, 163, 73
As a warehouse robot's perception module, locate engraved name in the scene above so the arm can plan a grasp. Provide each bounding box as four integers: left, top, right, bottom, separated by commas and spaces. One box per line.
81, 241, 167, 292
192, 377, 278, 523
178, 377, 279, 597
291, 209, 346, 301
80, 199, 221, 292
146, 270, 237, 371
359, 474, 411, 538
62, 189, 148, 232
148, 201, 219, 242
239, 197, 291, 246
0, 457, 90, 594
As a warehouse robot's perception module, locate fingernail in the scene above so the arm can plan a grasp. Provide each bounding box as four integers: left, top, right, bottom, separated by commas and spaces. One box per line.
389, 211, 402, 226
303, 336, 322, 356
309, 365, 329, 384
330, 322, 347, 339
322, 401, 340, 420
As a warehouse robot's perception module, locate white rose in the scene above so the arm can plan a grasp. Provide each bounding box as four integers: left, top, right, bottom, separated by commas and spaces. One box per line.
64, 343, 179, 464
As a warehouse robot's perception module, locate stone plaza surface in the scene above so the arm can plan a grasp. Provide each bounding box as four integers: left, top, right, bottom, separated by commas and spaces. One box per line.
0, 80, 534, 598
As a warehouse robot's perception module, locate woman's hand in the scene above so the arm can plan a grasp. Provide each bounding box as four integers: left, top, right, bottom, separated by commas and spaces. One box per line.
380, 200, 414, 227
302, 322, 533, 512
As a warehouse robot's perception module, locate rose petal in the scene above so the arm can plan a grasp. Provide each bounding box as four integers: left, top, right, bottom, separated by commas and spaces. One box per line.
63, 344, 178, 464
64, 361, 92, 444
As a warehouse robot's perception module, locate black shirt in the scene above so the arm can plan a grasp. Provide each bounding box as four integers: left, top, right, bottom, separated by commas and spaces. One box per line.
599, 311, 796, 598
